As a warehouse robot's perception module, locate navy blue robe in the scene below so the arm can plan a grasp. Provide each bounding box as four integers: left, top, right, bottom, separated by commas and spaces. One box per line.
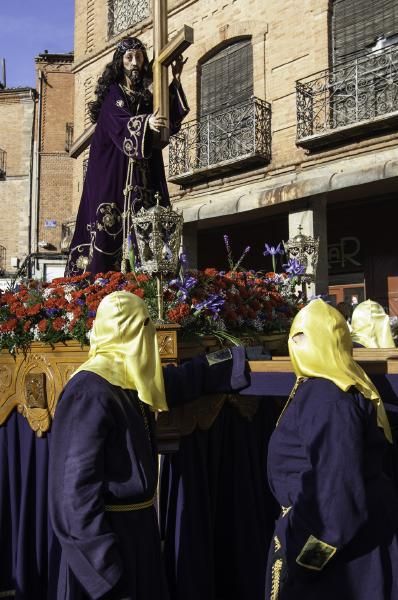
266, 377, 398, 600
65, 81, 188, 276
49, 350, 247, 600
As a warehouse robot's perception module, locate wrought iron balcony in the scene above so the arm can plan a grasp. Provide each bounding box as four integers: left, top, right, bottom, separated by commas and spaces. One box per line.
296, 43, 398, 149
108, 0, 150, 38
0, 148, 6, 180
168, 97, 271, 185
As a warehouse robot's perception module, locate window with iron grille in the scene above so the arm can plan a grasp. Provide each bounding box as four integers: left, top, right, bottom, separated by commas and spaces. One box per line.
0, 245, 5, 273
332, 0, 398, 64
83, 158, 89, 181
108, 0, 150, 38
200, 39, 253, 117
0, 149, 6, 180
197, 40, 254, 167
65, 123, 74, 152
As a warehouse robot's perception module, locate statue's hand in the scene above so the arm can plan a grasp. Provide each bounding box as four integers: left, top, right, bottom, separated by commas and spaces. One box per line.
149, 109, 167, 132
171, 55, 188, 83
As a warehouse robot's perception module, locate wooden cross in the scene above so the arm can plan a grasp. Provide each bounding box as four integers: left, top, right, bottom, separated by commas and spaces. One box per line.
69, 1, 193, 158
153, 0, 193, 144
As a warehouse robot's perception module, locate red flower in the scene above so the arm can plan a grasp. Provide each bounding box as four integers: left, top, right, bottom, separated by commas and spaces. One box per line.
52, 317, 65, 331
27, 304, 41, 316
133, 288, 144, 299
1, 318, 18, 332
167, 303, 191, 323
38, 319, 48, 333
23, 320, 32, 332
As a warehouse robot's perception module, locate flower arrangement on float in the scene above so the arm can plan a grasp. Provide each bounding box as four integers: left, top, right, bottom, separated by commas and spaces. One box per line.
0, 236, 305, 355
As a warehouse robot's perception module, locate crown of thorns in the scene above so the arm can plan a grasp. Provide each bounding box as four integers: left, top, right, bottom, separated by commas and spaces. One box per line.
116, 38, 147, 54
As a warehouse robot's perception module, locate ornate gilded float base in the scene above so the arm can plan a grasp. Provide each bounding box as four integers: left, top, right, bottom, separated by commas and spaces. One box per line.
0, 325, 180, 436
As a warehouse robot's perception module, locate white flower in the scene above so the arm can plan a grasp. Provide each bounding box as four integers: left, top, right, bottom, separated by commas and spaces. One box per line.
43, 288, 53, 299
66, 312, 74, 322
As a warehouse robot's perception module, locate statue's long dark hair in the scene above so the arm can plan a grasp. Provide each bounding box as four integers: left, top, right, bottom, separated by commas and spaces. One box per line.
89, 45, 152, 124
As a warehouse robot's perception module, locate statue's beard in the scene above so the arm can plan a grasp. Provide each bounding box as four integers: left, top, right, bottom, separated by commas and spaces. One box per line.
125, 68, 143, 88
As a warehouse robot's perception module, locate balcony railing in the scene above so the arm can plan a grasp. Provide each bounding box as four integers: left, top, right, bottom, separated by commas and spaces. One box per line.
168, 97, 272, 184
0, 148, 6, 179
296, 43, 398, 149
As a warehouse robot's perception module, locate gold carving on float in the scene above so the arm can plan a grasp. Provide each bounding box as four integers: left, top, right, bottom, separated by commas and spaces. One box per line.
0, 344, 89, 434
0, 365, 12, 391
156, 326, 179, 361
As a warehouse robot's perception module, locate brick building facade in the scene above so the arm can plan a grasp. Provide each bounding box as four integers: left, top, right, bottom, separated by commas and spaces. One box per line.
71, 0, 398, 312
0, 53, 75, 280
0, 87, 36, 275
33, 52, 75, 280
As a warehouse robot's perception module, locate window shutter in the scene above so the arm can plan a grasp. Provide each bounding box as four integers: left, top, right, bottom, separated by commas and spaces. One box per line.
332, 0, 398, 64
200, 40, 253, 117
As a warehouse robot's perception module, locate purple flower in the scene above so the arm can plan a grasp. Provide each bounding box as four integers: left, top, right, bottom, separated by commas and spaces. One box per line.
233, 246, 251, 271
76, 298, 85, 306
263, 243, 284, 257
88, 310, 97, 318
283, 258, 305, 277
223, 235, 231, 253
169, 276, 197, 302
94, 277, 109, 286
45, 308, 58, 317
263, 242, 284, 272
194, 294, 225, 319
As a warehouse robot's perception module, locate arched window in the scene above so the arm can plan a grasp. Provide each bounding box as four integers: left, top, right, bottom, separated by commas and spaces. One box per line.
332, 0, 398, 64
200, 39, 253, 117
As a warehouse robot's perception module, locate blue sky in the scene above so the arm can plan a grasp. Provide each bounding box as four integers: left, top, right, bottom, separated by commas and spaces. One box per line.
0, 0, 74, 88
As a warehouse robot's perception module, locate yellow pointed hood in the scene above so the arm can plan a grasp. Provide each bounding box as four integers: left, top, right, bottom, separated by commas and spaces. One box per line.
72, 291, 167, 411
351, 299, 395, 349
288, 299, 392, 442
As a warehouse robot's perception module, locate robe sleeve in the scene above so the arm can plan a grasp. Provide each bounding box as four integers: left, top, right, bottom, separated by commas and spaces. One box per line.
283, 381, 368, 574
48, 383, 127, 600
163, 346, 248, 408
100, 90, 153, 161
169, 80, 189, 136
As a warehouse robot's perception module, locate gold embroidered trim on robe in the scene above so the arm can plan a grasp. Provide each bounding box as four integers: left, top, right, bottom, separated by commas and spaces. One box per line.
104, 497, 154, 512
270, 559, 283, 600
280, 505, 291, 518
296, 534, 337, 571
269, 536, 283, 599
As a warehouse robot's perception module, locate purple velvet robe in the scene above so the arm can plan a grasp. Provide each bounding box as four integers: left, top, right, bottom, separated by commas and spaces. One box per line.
65, 81, 188, 276
48, 351, 246, 600
266, 377, 398, 600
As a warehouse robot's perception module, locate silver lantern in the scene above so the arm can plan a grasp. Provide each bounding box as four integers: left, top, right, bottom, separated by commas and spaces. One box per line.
132, 193, 183, 321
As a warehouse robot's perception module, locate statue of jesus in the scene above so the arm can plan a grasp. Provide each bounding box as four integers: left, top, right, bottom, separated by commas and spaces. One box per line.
65, 36, 189, 276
